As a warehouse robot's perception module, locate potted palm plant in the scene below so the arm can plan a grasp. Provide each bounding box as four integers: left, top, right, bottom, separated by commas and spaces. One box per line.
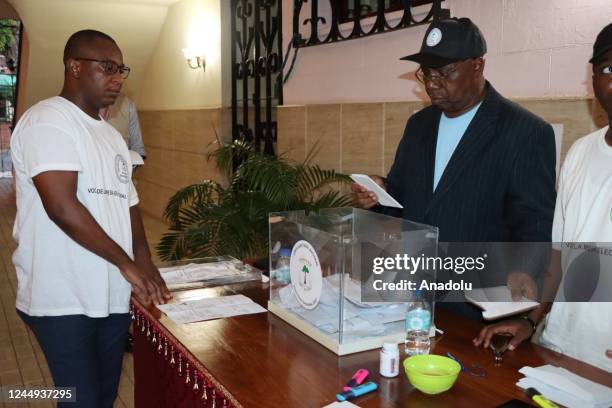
156, 140, 354, 263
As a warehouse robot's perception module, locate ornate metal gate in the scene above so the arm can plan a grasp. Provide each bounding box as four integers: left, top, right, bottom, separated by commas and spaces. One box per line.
231, 0, 283, 155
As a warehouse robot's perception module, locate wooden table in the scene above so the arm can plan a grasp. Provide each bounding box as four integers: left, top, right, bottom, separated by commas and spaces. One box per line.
131, 281, 612, 407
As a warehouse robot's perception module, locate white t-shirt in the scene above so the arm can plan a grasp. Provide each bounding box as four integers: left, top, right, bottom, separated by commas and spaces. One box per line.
540, 126, 612, 372
11, 96, 139, 317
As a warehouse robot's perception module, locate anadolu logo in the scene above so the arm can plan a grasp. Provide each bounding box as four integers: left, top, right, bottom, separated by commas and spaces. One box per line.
290, 240, 322, 309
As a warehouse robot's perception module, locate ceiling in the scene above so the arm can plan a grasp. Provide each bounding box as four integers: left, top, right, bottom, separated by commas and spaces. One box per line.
7, 0, 177, 109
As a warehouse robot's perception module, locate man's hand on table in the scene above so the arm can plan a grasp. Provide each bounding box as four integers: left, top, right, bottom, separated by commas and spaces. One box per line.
136, 256, 172, 304
473, 318, 534, 351
507, 271, 538, 301
120, 261, 171, 307
350, 175, 385, 209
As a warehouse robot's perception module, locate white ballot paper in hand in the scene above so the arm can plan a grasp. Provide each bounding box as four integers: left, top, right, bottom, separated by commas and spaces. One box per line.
350, 174, 403, 208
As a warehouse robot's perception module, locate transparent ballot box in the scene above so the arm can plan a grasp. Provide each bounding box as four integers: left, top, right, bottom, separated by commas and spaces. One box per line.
268, 208, 438, 355
156, 256, 262, 292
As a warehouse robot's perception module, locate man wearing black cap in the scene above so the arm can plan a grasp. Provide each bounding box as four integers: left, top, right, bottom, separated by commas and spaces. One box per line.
474, 23, 612, 372
352, 18, 556, 318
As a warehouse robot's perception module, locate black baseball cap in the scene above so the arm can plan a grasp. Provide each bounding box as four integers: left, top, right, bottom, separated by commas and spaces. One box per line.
589, 23, 612, 64
401, 17, 487, 68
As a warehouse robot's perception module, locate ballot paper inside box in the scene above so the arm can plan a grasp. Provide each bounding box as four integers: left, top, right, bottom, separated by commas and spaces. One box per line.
267, 208, 439, 355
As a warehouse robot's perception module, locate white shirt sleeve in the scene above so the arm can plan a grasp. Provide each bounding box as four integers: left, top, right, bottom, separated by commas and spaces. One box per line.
551, 156, 568, 249
19, 124, 83, 178
128, 179, 139, 207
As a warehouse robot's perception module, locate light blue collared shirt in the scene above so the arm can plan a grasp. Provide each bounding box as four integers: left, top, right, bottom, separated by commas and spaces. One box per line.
433, 102, 482, 190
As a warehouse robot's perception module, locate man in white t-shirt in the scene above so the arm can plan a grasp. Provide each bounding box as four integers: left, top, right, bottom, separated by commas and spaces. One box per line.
474, 23, 612, 372
11, 30, 170, 407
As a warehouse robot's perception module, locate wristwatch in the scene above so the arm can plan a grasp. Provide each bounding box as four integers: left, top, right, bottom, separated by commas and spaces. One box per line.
520, 315, 537, 335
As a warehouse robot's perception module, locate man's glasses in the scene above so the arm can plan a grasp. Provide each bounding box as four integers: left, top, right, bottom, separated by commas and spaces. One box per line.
75, 58, 131, 79
415, 60, 469, 85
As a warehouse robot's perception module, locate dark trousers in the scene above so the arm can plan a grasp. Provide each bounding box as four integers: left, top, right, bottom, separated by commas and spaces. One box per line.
17, 310, 131, 408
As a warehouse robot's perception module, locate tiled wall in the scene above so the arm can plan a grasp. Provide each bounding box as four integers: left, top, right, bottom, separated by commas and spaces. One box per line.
278, 98, 607, 177
135, 98, 605, 221
135, 108, 231, 220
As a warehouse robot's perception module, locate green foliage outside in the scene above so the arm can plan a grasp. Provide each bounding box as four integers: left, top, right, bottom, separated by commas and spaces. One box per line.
0, 20, 18, 55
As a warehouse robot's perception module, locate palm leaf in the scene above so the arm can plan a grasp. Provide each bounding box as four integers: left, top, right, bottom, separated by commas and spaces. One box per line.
157, 141, 355, 261
162, 181, 219, 226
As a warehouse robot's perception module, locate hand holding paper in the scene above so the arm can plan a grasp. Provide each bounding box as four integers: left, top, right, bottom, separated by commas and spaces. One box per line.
350, 174, 403, 209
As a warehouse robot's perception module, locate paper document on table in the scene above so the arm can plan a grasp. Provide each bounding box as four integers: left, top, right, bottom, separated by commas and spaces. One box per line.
464, 286, 539, 320
157, 294, 267, 324
350, 174, 403, 208
159, 261, 248, 284
322, 401, 360, 408
517, 365, 612, 408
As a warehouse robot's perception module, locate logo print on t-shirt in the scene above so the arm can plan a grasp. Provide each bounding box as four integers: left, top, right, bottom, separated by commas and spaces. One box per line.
114, 154, 129, 184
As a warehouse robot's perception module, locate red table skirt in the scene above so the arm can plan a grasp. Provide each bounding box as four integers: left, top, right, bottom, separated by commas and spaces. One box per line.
131, 302, 243, 408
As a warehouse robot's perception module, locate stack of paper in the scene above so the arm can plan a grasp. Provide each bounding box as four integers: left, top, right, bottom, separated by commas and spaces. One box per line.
159, 261, 248, 285
158, 260, 261, 291
516, 365, 612, 408
157, 294, 267, 324
464, 286, 539, 320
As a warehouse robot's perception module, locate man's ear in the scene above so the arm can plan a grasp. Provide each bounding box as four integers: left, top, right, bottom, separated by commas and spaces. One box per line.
66, 59, 81, 79
472, 57, 485, 74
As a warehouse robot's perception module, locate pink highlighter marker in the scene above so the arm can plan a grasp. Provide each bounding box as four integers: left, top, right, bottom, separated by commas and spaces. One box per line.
343, 369, 369, 391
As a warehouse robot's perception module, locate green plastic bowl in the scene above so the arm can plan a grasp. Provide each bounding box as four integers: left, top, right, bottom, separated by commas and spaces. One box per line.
403, 354, 461, 395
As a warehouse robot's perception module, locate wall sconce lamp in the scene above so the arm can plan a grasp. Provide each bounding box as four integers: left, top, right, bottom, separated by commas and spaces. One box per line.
182, 48, 205, 70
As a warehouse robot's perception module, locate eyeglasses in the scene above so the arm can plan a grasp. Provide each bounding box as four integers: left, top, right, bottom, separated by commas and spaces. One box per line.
75, 58, 131, 79
415, 61, 466, 85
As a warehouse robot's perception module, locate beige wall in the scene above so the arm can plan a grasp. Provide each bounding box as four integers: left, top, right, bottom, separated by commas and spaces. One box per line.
134, 0, 231, 219
278, 98, 607, 178
8, 0, 171, 109
136, 0, 223, 110
134, 108, 224, 219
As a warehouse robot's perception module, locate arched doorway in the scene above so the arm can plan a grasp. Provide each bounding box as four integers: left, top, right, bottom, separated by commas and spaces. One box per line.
0, 18, 20, 178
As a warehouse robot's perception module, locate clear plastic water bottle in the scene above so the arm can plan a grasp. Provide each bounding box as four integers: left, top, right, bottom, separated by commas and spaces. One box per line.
405, 290, 431, 355
272, 248, 291, 283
